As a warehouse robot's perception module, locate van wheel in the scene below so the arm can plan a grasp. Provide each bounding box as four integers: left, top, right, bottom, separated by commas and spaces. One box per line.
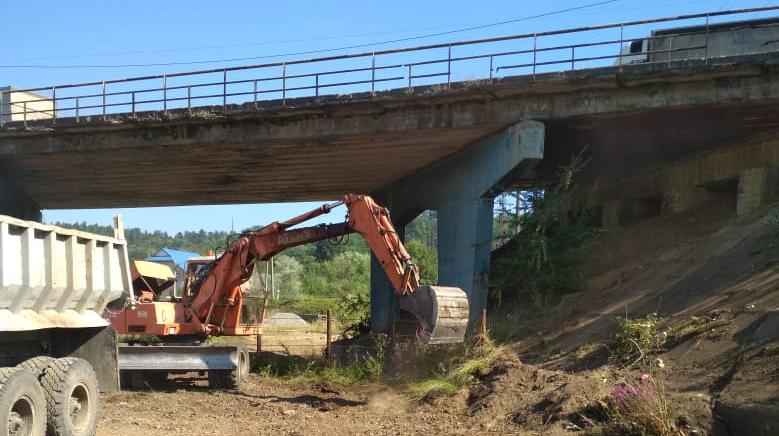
39, 358, 99, 436
0, 367, 46, 436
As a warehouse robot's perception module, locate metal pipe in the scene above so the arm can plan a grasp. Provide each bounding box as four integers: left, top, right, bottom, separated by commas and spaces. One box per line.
75, 97, 80, 123
253, 80, 258, 108
326, 308, 333, 362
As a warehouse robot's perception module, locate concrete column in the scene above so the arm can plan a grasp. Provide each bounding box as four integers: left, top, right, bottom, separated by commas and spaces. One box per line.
664, 185, 709, 215
0, 172, 40, 221
736, 167, 777, 216
737, 167, 777, 216
370, 120, 545, 333
437, 197, 494, 322
369, 226, 403, 334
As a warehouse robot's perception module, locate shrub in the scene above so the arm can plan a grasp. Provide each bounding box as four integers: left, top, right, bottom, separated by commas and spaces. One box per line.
610, 314, 664, 366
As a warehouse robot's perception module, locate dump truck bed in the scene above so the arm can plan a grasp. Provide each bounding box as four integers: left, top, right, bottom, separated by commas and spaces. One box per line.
0, 214, 132, 331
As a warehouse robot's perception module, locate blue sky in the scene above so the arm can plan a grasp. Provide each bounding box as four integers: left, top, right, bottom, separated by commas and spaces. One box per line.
2, 0, 775, 233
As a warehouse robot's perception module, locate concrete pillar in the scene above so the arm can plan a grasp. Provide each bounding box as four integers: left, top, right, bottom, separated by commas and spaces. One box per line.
0, 172, 40, 221
437, 198, 494, 322
737, 167, 777, 216
664, 184, 709, 215
369, 226, 403, 334
370, 120, 545, 332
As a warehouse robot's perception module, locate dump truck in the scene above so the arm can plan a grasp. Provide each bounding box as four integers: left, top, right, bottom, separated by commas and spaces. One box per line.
0, 213, 131, 436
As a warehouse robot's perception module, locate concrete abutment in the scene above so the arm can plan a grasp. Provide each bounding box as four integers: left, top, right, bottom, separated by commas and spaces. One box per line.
0, 171, 40, 221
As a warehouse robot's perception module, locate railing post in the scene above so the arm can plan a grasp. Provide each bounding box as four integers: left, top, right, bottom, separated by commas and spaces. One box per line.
162, 74, 167, 115
618, 24, 624, 68
131, 92, 136, 119
489, 55, 494, 81
187, 86, 192, 115
75, 97, 80, 123
704, 13, 710, 64
326, 308, 333, 363
571, 46, 575, 71
51, 86, 56, 125
222, 69, 227, 113
668, 35, 673, 68
532, 34, 538, 79
447, 44, 452, 90
282, 62, 287, 108
407, 64, 412, 88
253, 80, 258, 109
315, 74, 319, 99
0, 90, 4, 128
22, 101, 27, 128
371, 52, 376, 94
101, 81, 106, 121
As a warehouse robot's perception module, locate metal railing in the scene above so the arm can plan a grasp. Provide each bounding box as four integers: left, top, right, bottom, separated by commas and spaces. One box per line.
2, 6, 778, 128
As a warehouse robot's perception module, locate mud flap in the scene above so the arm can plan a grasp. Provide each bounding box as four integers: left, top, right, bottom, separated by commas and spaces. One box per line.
398, 285, 469, 344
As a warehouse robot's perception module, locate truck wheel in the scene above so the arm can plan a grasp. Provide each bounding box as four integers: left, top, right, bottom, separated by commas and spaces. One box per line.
0, 367, 46, 436
39, 358, 99, 436
16, 357, 55, 377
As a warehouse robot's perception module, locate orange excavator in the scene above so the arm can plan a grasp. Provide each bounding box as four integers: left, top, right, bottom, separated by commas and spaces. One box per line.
109, 194, 469, 388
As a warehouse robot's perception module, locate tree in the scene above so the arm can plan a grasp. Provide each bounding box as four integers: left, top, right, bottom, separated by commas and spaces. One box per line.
405, 239, 438, 284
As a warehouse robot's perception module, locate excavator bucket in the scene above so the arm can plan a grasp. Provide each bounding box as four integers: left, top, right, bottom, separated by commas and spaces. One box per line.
398, 285, 470, 344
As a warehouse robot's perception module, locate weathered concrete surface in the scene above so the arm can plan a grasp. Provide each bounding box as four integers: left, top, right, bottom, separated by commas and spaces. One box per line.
370, 121, 544, 332
1, 54, 779, 210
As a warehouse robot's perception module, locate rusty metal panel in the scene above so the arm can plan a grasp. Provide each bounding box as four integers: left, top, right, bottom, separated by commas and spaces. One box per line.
0, 214, 131, 331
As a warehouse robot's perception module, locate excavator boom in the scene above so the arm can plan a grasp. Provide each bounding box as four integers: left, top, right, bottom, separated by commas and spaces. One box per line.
186, 194, 469, 343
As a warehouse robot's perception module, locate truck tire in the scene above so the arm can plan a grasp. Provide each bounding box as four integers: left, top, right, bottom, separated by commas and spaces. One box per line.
17, 357, 55, 377
39, 358, 99, 436
0, 367, 46, 436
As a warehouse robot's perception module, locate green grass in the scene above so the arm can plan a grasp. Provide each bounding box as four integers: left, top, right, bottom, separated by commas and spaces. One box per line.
404, 335, 503, 399
256, 334, 388, 385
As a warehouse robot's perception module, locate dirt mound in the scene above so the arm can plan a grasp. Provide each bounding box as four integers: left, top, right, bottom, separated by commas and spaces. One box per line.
496, 199, 779, 434
264, 312, 310, 327
465, 354, 613, 434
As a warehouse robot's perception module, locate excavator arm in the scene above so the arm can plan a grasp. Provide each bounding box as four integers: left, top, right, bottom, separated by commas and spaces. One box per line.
187, 194, 469, 343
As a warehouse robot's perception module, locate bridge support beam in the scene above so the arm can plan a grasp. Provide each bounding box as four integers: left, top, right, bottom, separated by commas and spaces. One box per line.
0, 172, 40, 221
370, 120, 545, 334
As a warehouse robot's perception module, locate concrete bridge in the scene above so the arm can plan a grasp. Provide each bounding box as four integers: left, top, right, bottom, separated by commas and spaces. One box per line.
3, 8, 779, 332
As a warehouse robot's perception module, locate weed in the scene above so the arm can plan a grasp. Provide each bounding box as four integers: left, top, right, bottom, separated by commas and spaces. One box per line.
256, 333, 389, 385
404, 334, 503, 400
609, 313, 664, 366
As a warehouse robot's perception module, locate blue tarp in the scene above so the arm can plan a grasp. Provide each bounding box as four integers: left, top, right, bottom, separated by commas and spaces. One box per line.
145, 247, 200, 271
